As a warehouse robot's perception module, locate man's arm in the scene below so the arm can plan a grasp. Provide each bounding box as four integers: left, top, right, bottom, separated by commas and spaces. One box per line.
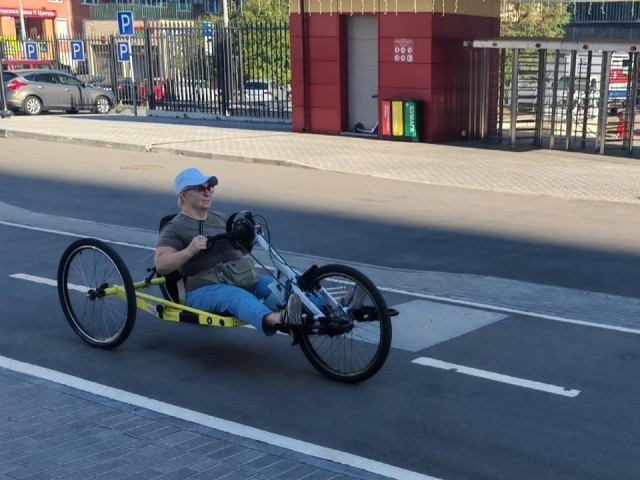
154, 236, 207, 275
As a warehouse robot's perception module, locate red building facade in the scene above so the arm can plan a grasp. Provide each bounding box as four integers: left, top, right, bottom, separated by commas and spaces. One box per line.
290, 0, 500, 142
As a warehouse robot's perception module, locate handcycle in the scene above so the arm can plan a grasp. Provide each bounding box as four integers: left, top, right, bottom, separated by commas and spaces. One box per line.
57, 211, 394, 383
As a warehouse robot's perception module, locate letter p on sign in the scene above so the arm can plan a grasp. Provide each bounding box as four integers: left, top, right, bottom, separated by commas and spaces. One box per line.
70, 41, 85, 61
117, 11, 134, 36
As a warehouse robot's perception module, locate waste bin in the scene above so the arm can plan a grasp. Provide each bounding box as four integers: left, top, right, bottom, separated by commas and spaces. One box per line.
380, 99, 420, 141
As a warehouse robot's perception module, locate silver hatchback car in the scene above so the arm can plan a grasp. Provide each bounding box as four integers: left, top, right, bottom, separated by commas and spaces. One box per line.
2, 69, 116, 115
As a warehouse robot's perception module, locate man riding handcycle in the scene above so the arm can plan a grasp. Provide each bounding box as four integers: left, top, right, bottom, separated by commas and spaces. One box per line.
57, 167, 394, 383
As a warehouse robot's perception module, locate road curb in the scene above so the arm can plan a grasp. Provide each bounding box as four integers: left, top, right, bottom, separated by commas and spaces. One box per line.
0, 127, 319, 172
0, 128, 148, 153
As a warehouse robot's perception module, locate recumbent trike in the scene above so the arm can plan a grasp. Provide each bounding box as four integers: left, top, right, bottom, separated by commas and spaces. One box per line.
57, 211, 394, 383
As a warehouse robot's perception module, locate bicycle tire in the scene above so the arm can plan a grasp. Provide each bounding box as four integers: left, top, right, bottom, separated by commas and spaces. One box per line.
298, 264, 392, 383
57, 238, 136, 349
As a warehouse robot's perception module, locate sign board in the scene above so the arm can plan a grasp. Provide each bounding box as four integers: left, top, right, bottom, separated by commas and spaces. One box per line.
70, 40, 85, 61
393, 38, 414, 63
609, 68, 628, 98
116, 41, 130, 62
24, 41, 38, 60
203, 21, 213, 37
117, 11, 134, 36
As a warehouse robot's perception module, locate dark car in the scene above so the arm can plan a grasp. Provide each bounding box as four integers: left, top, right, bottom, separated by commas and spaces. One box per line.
3, 69, 116, 115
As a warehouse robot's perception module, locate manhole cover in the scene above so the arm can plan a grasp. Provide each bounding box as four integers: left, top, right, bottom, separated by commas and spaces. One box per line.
120, 165, 164, 170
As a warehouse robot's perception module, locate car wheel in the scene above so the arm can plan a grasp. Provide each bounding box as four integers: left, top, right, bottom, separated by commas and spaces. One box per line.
95, 96, 111, 114
23, 96, 42, 115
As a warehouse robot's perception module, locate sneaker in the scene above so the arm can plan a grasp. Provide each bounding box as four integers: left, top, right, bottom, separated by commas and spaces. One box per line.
279, 293, 302, 325
341, 285, 366, 309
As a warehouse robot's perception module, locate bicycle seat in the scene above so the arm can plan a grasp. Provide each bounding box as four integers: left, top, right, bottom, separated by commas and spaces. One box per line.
158, 214, 184, 303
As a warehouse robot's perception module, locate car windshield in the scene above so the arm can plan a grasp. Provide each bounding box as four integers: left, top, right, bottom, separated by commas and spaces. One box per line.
245, 82, 268, 89
557, 77, 590, 91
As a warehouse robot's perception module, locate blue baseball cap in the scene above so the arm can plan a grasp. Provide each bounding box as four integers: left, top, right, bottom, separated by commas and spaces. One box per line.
174, 167, 219, 194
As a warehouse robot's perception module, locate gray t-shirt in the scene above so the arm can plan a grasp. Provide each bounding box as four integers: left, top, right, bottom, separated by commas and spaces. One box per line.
156, 211, 243, 291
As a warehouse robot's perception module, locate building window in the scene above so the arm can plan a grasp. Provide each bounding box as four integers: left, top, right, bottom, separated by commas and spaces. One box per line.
81, 0, 100, 4
204, 0, 220, 14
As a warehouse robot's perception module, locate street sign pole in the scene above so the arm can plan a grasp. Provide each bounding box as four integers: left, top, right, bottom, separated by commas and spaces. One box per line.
129, 41, 137, 117
117, 11, 137, 116
0, 43, 13, 119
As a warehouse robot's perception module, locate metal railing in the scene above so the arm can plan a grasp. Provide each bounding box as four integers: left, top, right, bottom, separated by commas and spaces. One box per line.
570, 1, 640, 24
89, 4, 195, 21
0, 19, 291, 121
469, 39, 640, 155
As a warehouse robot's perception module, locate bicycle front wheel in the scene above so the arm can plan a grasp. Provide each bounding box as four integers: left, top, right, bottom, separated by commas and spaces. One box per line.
298, 264, 392, 383
57, 238, 136, 349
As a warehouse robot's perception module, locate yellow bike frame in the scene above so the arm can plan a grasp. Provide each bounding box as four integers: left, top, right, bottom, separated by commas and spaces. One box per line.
107, 276, 247, 328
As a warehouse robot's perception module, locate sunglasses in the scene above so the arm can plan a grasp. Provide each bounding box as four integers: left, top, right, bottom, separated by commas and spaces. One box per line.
186, 184, 215, 194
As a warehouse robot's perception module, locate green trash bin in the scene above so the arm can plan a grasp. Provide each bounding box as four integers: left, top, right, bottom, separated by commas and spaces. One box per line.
403, 100, 419, 141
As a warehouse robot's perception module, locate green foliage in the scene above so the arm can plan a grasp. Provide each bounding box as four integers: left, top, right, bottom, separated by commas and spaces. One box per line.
232, 0, 290, 86
194, 14, 290, 86
235, 21, 290, 86
231, 0, 289, 22
499, 3, 570, 87
501, 3, 570, 38
200, 0, 291, 86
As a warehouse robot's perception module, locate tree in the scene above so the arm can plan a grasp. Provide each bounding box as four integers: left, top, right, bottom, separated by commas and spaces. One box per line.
499, 3, 572, 88
228, 0, 291, 87
230, 0, 289, 22
501, 2, 571, 38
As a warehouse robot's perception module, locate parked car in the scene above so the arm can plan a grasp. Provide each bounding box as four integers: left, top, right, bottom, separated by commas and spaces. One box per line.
115, 77, 139, 104
3, 69, 116, 115
244, 79, 287, 102
138, 77, 168, 104
169, 79, 218, 104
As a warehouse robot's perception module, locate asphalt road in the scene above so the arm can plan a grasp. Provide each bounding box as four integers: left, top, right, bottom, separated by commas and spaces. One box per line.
1, 139, 640, 480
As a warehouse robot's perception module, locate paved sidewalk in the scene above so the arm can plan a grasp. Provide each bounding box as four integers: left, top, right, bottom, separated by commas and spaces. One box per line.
1, 111, 640, 480
0, 359, 398, 480
1, 112, 640, 204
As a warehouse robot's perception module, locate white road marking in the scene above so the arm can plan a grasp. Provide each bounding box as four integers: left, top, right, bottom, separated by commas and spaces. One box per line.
0, 355, 440, 480
413, 357, 581, 398
10, 273, 88, 293
0, 220, 154, 250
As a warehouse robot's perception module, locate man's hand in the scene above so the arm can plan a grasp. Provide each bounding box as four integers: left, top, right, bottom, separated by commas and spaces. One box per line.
187, 235, 208, 255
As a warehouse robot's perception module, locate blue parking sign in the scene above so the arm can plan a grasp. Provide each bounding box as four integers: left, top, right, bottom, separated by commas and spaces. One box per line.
203, 22, 213, 37
70, 40, 85, 61
117, 41, 130, 62
117, 11, 134, 36
24, 41, 38, 60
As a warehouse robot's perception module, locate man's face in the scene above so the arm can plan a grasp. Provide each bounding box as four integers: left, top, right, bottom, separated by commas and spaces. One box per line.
182, 183, 214, 209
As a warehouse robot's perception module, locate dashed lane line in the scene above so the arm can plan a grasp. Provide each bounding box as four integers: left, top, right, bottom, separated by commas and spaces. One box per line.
412, 357, 581, 398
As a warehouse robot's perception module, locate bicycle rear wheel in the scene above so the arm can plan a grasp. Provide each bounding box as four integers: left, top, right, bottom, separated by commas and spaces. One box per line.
298, 264, 392, 383
57, 238, 136, 349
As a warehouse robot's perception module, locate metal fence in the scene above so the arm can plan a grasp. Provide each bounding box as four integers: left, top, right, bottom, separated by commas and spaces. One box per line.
469, 40, 640, 154
0, 19, 291, 121
570, 1, 640, 24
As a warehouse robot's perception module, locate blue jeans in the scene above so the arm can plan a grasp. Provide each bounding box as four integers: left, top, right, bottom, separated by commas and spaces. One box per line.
185, 275, 281, 335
